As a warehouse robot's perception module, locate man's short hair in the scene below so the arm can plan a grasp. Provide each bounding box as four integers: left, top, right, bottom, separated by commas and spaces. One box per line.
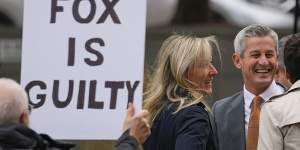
284, 34, 300, 83
278, 33, 300, 71
234, 24, 278, 56
0, 78, 29, 124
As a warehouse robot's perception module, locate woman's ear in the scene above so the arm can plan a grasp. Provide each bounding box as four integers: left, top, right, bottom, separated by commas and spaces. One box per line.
232, 53, 242, 69
19, 111, 29, 127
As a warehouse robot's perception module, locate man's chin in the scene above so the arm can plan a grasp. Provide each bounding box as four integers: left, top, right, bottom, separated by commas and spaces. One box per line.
254, 79, 273, 87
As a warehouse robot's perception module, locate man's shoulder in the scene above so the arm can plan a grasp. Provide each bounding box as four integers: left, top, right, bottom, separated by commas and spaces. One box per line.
0, 123, 75, 150
214, 91, 243, 108
212, 91, 243, 117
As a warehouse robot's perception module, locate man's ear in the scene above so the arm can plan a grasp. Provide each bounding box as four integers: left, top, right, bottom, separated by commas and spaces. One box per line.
19, 112, 29, 127
232, 53, 242, 69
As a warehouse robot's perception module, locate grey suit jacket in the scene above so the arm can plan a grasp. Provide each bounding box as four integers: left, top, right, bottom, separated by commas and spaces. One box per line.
212, 91, 246, 150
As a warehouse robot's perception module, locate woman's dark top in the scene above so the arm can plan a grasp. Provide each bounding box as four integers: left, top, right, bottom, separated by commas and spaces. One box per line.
143, 102, 217, 150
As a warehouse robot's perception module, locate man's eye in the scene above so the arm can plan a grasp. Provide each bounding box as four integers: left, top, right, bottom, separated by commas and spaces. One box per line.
251, 54, 260, 58
266, 54, 274, 58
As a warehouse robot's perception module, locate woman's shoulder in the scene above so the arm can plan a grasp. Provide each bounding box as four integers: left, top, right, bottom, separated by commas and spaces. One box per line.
174, 103, 211, 134
180, 102, 207, 113
175, 102, 209, 121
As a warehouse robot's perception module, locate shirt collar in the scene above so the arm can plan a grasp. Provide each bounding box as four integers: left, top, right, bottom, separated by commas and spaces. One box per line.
244, 80, 284, 109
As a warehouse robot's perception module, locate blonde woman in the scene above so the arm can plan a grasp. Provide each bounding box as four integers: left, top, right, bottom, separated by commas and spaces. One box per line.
143, 34, 220, 150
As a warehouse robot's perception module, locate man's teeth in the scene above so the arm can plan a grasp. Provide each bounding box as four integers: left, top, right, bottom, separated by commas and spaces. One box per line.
255, 69, 269, 73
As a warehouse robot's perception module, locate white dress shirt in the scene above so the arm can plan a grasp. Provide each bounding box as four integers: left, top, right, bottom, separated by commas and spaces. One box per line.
243, 80, 284, 138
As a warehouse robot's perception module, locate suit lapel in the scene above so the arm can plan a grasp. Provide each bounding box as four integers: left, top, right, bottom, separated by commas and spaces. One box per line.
227, 91, 246, 150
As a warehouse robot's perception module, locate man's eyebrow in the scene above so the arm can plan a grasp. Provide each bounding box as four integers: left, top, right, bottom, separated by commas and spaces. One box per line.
248, 50, 260, 54
266, 50, 276, 53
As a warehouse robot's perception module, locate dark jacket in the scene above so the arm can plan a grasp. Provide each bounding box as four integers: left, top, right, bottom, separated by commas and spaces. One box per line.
212, 91, 245, 150
143, 102, 217, 150
0, 123, 74, 150
114, 130, 139, 150
212, 83, 285, 150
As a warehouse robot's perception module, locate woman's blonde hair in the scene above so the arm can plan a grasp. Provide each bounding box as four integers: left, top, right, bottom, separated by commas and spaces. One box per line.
143, 34, 220, 125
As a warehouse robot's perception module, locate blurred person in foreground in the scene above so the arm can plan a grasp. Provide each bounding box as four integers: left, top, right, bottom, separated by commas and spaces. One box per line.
274, 33, 297, 90
0, 77, 150, 150
212, 24, 284, 150
258, 34, 300, 150
143, 34, 220, 150
0, 78, 74, 149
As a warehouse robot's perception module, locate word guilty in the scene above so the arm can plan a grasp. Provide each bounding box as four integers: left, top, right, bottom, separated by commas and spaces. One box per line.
25, 80, 140, 109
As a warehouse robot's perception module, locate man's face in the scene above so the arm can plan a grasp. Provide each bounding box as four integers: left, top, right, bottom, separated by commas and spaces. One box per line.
232, 36, 278, 94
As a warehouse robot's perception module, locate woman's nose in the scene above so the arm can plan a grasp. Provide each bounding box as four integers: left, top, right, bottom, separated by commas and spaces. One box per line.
209, 64, 218, 76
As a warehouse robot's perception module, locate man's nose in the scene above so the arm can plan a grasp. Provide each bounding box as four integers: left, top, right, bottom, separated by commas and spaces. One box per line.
258, 55, 269, 65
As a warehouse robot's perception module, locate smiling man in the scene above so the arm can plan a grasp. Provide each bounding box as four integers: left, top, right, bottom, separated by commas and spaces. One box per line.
212, 24, 284, 150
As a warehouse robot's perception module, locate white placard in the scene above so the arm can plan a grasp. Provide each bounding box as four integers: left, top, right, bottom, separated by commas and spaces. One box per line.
21, 0, 146, 140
